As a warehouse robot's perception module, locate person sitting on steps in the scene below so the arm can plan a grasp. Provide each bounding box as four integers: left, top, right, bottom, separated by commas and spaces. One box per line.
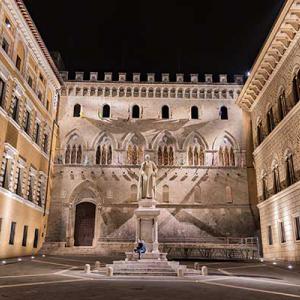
134, 240, 146, 259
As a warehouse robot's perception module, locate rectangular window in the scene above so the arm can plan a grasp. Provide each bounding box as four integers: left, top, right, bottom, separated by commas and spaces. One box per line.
11, 97, 19, 123
33, 228, 39, 248
38, 91, 43, 101
268, 225, 273, 246
28, 76, 33, 88
43, 134, 48, 153
23, 110, 30, 134
22, 225, 28, 247
16, 55, 22, 71
2, 38, 9, 54
9, 222, 16, 245
0, 78, 6, 108
28, 176, 34, 202
295, 217, 300, 241
34, 123, 40, 144
280, 222, 286, 243
1, 158, 9, 189
15, 167, 22, 197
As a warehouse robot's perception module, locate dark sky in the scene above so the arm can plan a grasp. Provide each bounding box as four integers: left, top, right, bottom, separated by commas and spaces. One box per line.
23, 0, 285, 80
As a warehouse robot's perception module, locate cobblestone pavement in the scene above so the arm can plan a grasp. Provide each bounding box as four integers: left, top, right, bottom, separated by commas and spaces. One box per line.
0, 256, 300, 299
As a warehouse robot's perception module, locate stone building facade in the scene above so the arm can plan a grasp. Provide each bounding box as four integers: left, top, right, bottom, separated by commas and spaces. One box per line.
0, 0, 61, 259
237, 0, 300, 261
44, 71, 259, 255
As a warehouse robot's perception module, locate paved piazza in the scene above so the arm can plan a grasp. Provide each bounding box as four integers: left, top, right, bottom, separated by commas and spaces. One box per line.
0, 256, 300, 299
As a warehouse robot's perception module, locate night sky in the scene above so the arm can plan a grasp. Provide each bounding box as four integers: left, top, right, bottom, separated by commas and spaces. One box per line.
23, 0, 285, 81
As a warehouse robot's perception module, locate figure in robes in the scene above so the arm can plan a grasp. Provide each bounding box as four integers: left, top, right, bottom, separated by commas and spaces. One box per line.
137, 155, 158, 200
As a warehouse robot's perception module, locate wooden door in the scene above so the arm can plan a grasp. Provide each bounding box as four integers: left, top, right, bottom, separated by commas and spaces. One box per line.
74, 202, 96, 246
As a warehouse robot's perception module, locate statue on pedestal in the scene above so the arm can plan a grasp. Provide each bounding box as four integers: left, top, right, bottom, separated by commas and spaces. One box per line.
137, 154, 158, 200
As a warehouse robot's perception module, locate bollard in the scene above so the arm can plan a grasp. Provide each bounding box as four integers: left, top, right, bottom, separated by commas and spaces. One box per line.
177, 267, 185, 277
201, 266, 208, 276
194, 262, 199, 270
84, 264, 91, 274
107, 266, 113, 277
95, 261, 101, 270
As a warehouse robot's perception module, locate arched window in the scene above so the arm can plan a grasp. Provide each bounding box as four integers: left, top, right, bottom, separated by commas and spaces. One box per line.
262, 175, 268, 200
65, 145, 71, 164
96, 146, 101, 165
267, 107, 275, 133
162, 185, 169, 203
220, 106, 228, 120
102, 104, 110, 118
293, 71, 300, 104
73, 104, 81, 117
161, 105, 169, 119
257, 121, 263, 145
278, 92, 287, 121
273, 165, 281, 194
76, 145, 82, 164
71, 145, 76, 164
191, 106, 199, 119
107, 145, 112, 165
132, 105, 140, 118
286, 153, 295, 187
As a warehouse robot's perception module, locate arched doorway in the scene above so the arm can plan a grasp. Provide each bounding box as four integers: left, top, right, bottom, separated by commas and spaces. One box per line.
74, 202, 96, 246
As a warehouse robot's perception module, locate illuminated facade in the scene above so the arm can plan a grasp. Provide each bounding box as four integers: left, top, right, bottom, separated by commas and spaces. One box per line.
0, 0, 61, 259
43, 72, 259, 257
237, 0, 300, 261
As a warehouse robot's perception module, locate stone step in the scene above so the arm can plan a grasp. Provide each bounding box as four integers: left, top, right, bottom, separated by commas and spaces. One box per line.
113, 271, 177, 276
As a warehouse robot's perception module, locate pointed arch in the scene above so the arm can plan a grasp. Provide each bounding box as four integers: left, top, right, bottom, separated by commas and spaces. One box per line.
151, 130, 179, 151
91, 131, 117, 151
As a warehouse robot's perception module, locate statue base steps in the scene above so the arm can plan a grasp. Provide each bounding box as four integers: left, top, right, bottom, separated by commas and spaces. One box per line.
125, 251, 167, 261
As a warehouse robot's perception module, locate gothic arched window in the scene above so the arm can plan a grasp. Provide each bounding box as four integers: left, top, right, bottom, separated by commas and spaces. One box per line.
102, 104, 110, 118
191, 106, 199, 119
132, 105, 140, 118
96, 146, 101, 165
273, 165, 281, 194
293, 71, 300, 104
76, 145, 82, 164
278, 92, 287, 121
161, 105, 169, 119
286, 153, 295, 187
65, 145, 71, 164
71, 145, 76, 164
220, 106, 228, 120
73, 104, 81, 117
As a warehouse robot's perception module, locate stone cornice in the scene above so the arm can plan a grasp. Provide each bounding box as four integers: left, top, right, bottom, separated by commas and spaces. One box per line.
257, 180, 300, 209
4, 0, 63, 89
236, 0, 300, 111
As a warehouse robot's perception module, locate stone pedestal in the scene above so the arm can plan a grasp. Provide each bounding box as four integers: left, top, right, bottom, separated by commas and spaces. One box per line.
126, 198, 167, 261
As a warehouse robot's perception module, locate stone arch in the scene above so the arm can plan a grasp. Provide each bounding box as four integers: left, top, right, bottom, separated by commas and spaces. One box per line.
64, 132, 86, 164
151, 130, 179, 151
122, 132, 146, 165
91, 131, 117, 151
67, 180, 102, 247
182, 131, 208, 151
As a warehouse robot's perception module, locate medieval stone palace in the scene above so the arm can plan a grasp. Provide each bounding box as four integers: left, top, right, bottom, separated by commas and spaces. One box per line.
1, 0, 300, 262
